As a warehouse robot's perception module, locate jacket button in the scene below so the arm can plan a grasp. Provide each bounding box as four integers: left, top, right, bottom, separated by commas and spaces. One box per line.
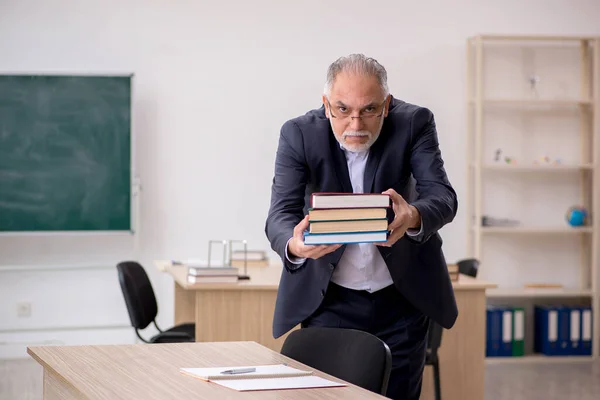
329, 263, 335, 270
321, 289, 326, 297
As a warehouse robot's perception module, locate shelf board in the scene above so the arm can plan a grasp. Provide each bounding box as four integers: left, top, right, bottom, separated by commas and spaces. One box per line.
473, 34, 598, 42
479, 164, 594, 172
469, 99, 592, 106
478, 226, 593, 234
486, 354, 593, 364
487, 288, 594, 298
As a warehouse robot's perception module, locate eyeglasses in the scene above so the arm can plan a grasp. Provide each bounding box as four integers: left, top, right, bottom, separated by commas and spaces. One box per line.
327, 99, 386, 121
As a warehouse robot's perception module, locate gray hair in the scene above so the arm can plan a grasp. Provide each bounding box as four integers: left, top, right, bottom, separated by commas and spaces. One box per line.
323, 54, 389, 98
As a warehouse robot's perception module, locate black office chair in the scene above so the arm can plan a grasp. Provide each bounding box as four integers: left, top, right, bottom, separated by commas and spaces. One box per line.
116, 261, 195, 343
426, 320, 444, 400
425, 258, 480, 400
280, 327, 392, 396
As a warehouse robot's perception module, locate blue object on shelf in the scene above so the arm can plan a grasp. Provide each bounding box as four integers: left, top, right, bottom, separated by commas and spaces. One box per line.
566, 206, 588, 227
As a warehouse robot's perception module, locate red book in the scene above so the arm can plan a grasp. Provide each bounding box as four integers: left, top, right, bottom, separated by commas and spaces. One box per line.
310, 192, 391, 209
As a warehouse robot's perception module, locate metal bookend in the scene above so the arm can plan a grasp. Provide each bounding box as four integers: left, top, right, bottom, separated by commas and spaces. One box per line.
228, 239, 251, 280
206, 240, 228, 268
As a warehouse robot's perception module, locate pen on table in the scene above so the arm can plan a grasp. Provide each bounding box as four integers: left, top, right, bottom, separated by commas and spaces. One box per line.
220, 367, 256, 375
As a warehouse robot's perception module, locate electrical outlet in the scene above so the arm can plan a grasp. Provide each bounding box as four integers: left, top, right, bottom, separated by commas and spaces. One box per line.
17, 302, 32, 318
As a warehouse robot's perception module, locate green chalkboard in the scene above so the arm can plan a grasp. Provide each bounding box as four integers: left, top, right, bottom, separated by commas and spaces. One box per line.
0, 75, 132, 232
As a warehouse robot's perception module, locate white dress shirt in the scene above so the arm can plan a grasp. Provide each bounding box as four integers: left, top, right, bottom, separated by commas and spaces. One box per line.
286, 146, 423, 293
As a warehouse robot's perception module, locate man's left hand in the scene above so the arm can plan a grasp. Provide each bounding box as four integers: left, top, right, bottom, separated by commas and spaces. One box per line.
378, 188, 421, 247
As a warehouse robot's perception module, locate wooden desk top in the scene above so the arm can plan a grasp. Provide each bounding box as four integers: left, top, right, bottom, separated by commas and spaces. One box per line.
28, 341, 385, 399
156, 260, 497, 291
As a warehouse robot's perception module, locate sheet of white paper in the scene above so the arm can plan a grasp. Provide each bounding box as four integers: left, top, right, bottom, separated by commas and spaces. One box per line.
212, 375, 346, 391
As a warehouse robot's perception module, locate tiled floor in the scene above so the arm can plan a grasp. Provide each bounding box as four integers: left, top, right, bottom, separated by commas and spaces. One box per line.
0, 359, 42, 400
2, 358, 600, 399
485, 361, 600, 400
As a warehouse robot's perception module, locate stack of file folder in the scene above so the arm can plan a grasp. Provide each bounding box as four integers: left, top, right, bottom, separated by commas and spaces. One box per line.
303, 193, 390, 245
485, 304, 593, 357
486, 305, 525, 357
534, 304, 593, 356
447, 263, 459, 281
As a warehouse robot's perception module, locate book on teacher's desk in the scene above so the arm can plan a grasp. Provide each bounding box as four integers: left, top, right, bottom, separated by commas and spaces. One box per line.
310, 193, 391, 209
308, 207, 387, 221
230, 250, 267, 261
187, 275, 239, 284
303, 230, 388, 245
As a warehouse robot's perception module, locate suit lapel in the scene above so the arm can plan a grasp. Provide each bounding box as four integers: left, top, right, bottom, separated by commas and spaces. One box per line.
363, 128, 386, 193
329, 134, 353, 193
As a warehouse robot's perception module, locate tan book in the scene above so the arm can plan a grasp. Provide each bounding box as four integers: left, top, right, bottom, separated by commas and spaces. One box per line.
308, 207, 387, 221
524, 283, 563, 289
309, 219, 388, 234
231, 250, 267, 261
230, 259, 269, 267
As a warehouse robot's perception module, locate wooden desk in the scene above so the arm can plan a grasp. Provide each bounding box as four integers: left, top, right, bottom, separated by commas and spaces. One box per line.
158, 261, 496, 400
420, 274, 497, 400
158, 261, 293, 352
28, 341, 385, 399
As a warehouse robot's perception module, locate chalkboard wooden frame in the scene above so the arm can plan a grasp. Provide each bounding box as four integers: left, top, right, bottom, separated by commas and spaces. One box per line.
0, 73, 135, 234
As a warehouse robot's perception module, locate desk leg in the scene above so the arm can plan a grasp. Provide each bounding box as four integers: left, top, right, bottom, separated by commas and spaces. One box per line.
174, 282, 195, 325
194, 290, 297, 352
420, 289, 487, 400
43, 368, 84, 399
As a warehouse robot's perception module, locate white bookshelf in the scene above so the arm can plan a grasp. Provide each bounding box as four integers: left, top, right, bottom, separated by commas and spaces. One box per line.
486, 354, 593, 365
479, 226, 594, 234
487, 288, 594, 298
466, 34, 600, 361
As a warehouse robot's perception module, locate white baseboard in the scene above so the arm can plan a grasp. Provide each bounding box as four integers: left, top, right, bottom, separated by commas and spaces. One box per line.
0, 326, 138, 360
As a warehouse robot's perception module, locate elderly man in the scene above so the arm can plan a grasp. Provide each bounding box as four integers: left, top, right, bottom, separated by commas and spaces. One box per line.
265, 54, 458, 400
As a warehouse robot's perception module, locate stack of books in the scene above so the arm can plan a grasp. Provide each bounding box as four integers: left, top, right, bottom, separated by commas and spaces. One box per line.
186, 265, 239, 284
303, 193, 390, 245
447, 264, 459, 281
172, 261, 239, 284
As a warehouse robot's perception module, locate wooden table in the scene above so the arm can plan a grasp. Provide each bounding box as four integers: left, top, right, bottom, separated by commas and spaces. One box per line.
28, 341, 385, 399
157, 261, 294, 351
157, 260, 497, 400
420, 274, 497, 400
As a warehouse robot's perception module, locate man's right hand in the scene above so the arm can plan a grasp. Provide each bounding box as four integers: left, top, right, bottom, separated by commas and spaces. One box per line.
288, 215, 342, 260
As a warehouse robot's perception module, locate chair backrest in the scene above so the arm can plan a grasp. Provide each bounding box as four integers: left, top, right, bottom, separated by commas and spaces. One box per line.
280, 327, 392, 396
116, 261, 158, 330
457, 258, 480, 278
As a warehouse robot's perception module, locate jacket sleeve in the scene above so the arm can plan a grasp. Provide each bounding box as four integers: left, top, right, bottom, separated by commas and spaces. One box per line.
265, 120, 309, 272
408, 107, 458, 242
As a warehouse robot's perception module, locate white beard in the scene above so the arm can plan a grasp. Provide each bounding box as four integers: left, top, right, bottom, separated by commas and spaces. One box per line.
330, 114, 384, 152
339, 130, 376, 152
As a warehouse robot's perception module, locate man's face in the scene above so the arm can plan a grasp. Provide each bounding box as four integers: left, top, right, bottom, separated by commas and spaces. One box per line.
323, 71, 390, 152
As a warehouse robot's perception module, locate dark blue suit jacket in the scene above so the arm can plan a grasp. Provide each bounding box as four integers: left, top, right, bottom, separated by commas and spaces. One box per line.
265, 97, 458, 338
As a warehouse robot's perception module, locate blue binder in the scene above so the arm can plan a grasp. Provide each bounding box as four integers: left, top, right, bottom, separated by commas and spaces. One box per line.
534, 305, 560, 356
557, 306, 571, 355
579, 306, 593, 356
567, 307, 581, 355
486, 306, 500, 357
486, 305, 512, 357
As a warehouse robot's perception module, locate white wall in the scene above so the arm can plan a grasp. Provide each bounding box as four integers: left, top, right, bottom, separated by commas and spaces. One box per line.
1, 0, 599, 358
